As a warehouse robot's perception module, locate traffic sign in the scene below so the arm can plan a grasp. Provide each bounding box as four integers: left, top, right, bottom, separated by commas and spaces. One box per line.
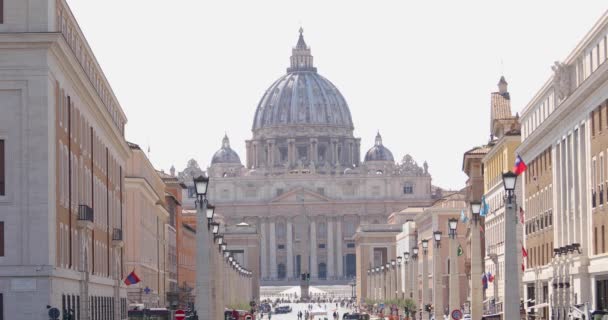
451, 309, 463, 319
175, 309, 185, 320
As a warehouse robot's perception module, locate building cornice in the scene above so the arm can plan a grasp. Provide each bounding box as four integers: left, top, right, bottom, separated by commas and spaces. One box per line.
517, 61, 608, 158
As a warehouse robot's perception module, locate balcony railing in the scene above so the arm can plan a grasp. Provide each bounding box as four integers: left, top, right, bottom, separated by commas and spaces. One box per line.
112, 228, 123, 241
78, 204, 94, 222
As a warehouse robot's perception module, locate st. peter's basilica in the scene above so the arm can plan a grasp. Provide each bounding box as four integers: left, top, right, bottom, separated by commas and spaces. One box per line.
178, 29, 439, 285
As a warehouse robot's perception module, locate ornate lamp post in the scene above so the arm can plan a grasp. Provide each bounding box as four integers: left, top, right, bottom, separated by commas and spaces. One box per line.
502, 171, 520, 320
412, 247, 419, 304
397, 256, 403, 299
469, 201, 483, 320
421, 240, 429, 320
448, 218, 460, 313
433, 231, 444, 319
404, 252, 411, 299
194, 175, 214, 319
391, 260, 396, 300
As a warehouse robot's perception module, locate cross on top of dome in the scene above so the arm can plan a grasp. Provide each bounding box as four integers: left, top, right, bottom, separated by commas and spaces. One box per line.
288, 27, 316, 73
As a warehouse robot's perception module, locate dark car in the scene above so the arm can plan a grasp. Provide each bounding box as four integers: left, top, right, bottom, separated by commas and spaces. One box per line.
274, 306, 292, 314
343, 313, 370, 320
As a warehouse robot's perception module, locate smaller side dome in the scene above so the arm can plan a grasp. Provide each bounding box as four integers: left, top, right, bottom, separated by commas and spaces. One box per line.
364, 132, 394, 162
211, 135, 242, 165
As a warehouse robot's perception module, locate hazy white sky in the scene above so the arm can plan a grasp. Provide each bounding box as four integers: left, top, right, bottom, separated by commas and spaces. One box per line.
67, 0, 606, 189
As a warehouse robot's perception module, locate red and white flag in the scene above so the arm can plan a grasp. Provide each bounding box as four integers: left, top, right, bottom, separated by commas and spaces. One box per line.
519, 207, 525, 224
514, 155, 528, 176
522, 245, 528, 258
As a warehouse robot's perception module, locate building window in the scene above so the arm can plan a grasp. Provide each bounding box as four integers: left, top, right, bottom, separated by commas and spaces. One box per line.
403, 183, 413, 194
347, 243, 355, 248
276, 188, 283, 197
277, 244, 285, 250
0, 140, 4, 196
0, 222, 4, 256
0, 0, 3, 24
318, 244, 325, 249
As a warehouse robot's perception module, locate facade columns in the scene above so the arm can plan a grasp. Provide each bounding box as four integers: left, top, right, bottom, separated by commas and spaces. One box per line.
287, 139, 295, 167
269, 221, 277, 279
336, 217, 343, 279
310, 138, 318, 163
287, 219, 294, 280
396, 262, 402, 299
310, 218, 318, 279
260, 219, 268, 279
327, 218, 334, 279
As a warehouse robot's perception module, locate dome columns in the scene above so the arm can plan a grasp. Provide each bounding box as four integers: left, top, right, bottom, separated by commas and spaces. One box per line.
310, 138, 318, 164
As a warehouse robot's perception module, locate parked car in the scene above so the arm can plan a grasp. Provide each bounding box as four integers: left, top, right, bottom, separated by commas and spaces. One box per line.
274, 306, 292, 314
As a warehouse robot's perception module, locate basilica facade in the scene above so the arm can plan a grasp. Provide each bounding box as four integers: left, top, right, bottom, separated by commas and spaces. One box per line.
179, 29, 437, 284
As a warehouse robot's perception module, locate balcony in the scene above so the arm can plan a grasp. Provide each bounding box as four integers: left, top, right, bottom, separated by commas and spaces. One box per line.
77, 204, 94, 230
112, 228, 124, 247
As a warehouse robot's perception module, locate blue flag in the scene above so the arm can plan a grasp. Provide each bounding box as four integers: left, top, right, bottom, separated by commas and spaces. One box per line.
480, 195, 490, 217
460, 209, 469, 224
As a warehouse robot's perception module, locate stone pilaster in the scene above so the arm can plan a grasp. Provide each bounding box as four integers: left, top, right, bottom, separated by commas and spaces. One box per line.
327, 218, 334, 279
269, 221, 277, 279
310, 218, 318, 279
336, 216, 343, 278
260, 218, 268, 279
286, 219, 294, 280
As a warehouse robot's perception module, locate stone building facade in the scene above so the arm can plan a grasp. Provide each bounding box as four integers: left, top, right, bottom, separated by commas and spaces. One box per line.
125, 143, 169, 307
180, 29, 437, 285
0, 0, 129, 319
517, 10, 608, 318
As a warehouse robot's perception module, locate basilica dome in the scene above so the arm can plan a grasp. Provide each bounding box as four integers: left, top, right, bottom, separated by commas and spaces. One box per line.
211, 135, 241, 165
252, 28, 354, 133
364, 132, 394, 162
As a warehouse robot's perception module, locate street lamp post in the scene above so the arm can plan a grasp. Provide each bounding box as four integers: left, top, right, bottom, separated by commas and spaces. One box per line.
194, 175, 213, 319
421, 240, 429, 320
391, 260, 396, 300
448, 217, 460, 314
412, 247, 419, 304
433, 231, 444, 320
397, 256, 403, 299
469, 201, 483, 320
404, 252, 411, 299
502, 171, 520, 320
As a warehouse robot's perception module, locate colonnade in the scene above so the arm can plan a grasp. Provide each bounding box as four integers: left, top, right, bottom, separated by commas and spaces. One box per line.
259, 216, 346, 281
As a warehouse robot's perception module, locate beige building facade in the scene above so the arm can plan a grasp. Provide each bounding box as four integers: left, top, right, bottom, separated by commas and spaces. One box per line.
125, 143, 169, 307
0, 0, 129, 319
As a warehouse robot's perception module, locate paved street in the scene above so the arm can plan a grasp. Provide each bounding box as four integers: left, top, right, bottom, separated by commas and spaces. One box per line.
257, 302, 356, 320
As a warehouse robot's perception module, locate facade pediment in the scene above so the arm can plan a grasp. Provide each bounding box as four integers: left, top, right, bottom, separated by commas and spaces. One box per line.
270, 187, 331, 203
